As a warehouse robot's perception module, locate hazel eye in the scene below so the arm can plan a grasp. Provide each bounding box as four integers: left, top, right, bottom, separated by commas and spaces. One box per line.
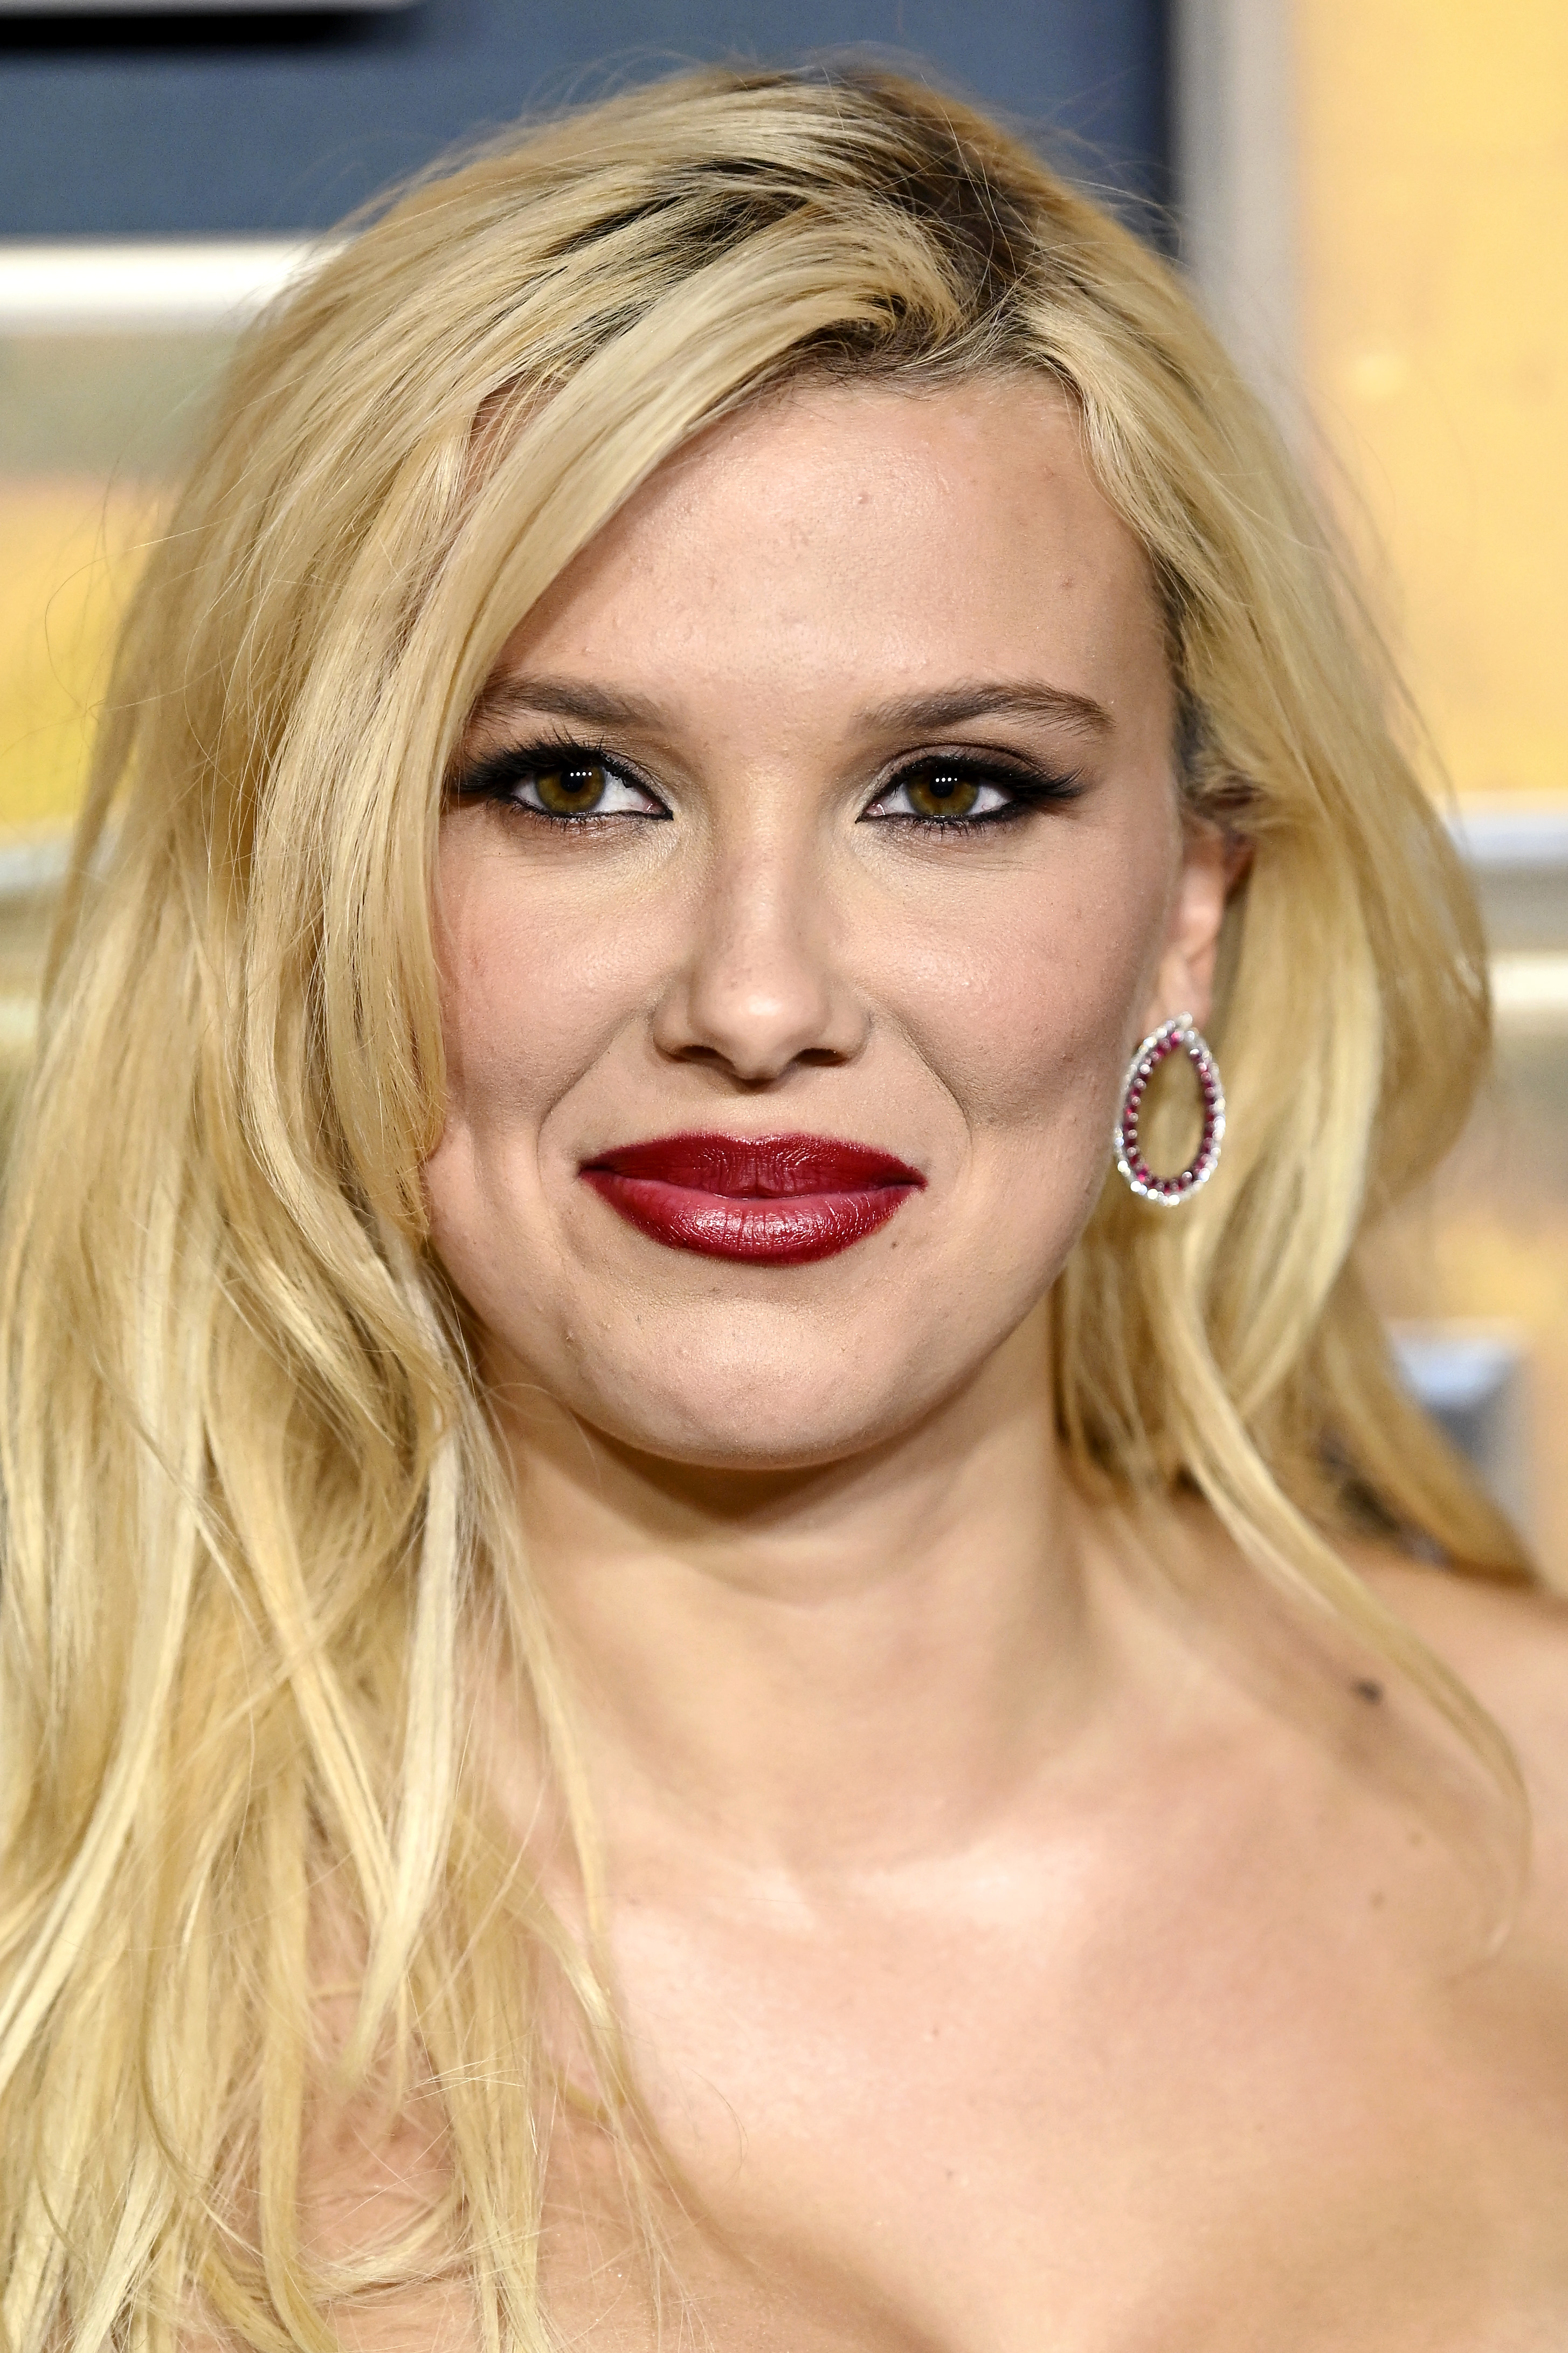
534, 762, 604, 815
901, 765, 982, 820
456, 742, 668, 821
528, 761, 647, 816
866, 761, 1014, 823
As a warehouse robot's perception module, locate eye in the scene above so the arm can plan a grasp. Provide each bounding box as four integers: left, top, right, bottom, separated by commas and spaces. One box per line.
863, 758, 1047, 827
455, 741, 668, 822
524, 759, 655, 817
874, 762, 1005, 822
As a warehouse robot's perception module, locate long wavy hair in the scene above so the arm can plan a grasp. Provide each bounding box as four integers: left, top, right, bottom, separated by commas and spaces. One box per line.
0, 61, 1530, 2352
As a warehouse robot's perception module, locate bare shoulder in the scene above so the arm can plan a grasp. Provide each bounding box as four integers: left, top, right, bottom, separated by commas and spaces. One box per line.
1351, 1547, 1568, 1912
1352, 1551, 1568, 1760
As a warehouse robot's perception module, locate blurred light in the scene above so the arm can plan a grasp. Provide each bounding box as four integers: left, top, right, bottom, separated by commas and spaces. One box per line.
1452, 803, 1568, 869
1343, 348, 1411, 402
1489, 954, 1568, 1031
0, 841, 68, 898
1391, 1320, 1528, 1523
0, 239, 334, 332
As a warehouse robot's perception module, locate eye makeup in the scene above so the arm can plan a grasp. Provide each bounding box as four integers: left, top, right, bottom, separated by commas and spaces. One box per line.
860, 752, 1086, 830
451, 732, 1087, 835
451, 734, 668, 823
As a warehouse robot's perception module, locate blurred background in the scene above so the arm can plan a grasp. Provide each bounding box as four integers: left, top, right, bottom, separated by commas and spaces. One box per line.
1, 0, 1563, 1570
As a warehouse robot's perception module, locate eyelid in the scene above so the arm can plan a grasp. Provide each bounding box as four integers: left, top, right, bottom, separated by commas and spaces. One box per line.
861, 747, 1086, 818
452, 735, 1083, 822
454, 736, 671, 815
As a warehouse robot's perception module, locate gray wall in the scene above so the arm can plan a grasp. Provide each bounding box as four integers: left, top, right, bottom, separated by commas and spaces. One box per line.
0, 0, 1171, 238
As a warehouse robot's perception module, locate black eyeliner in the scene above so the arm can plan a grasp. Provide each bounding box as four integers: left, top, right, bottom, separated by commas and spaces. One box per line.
450, 735, 1083, 829
869, 751, 1088, 831
450, 733, 670, 817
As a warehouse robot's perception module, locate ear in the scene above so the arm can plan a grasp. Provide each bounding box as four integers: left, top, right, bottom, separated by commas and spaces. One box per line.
1141, 821, 1248, 1035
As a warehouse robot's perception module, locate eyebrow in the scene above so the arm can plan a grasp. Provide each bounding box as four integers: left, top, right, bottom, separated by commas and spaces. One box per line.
860, 682, 1114, 740
466, 673, 1114, 741
466, 676, 663, 733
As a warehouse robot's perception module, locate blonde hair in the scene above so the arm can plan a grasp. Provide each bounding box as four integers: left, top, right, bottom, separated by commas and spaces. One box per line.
0, 62, 1531, 2351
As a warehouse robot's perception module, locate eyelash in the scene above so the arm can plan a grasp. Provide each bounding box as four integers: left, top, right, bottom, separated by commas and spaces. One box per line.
451, 733, 1086, 836
452, 734, 665, 824
867, 757, 1085, 833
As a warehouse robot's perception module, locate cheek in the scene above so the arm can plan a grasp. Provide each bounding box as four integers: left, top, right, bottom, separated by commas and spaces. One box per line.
423, 842, 669, 1306
426, 887, 623, 1351
887, 858, 1166, 1154
432, 849, 653, 1143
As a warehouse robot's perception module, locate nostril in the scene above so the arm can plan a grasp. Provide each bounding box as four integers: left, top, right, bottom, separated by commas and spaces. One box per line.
650, 917, 869, 1081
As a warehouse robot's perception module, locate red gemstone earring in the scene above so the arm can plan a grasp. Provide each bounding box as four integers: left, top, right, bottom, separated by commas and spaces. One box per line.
1114, 1014, 1225, 1205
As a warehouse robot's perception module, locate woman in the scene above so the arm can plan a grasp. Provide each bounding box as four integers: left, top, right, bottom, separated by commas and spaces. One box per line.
2, 63, 1566, 2353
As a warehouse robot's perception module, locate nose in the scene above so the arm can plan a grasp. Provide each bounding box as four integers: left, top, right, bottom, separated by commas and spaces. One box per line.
648, 830, 869, 1086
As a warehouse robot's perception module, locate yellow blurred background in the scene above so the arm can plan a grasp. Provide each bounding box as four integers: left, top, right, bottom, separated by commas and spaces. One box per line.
1295, 0, 1568, 1575
1300, 0, 1568, 804
0, 332, 226, 840
1, 480, 154, 834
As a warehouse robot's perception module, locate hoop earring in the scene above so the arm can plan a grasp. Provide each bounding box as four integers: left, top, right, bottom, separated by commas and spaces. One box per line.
1114, 1014, 1225, 1206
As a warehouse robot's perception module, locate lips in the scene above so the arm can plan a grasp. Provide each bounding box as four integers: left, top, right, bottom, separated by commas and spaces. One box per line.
581, 1131, 925, 1264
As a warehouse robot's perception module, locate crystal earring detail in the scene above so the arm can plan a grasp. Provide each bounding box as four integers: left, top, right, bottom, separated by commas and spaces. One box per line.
1114, 1014, 1225, 1205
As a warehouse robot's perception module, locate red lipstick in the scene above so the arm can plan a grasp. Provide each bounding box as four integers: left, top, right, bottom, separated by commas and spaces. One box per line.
581, 1132, 925, 1264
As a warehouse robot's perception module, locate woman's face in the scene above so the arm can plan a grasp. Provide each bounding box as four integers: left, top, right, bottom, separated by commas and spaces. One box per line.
426, 377, 1225, 1468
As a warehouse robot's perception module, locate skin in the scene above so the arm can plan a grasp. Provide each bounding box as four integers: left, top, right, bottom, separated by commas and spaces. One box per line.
305, 381, 1568, 2352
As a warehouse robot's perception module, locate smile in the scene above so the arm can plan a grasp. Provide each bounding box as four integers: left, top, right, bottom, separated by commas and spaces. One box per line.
581, 1131, 925, 1264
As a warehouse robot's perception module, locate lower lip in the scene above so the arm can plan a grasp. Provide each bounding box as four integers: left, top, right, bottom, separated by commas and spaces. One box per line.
581, 1140, 922, 1265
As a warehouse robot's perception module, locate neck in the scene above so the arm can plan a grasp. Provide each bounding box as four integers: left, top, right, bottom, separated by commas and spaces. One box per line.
488, 1304, 1112, 1880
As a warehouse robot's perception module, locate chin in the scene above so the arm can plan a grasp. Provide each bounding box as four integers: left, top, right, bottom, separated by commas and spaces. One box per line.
591, 1405, 901, 1476
526, 1316, 947, 1474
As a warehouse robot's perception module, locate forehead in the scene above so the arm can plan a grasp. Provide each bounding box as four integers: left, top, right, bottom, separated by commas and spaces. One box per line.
491, 375, 1167, 714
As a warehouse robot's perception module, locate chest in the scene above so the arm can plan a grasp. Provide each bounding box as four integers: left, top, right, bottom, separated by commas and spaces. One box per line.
535, 1846, 1568, 2352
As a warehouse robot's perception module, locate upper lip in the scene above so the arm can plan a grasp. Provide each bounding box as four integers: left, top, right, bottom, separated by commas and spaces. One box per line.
581, 1131, 924, 1196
